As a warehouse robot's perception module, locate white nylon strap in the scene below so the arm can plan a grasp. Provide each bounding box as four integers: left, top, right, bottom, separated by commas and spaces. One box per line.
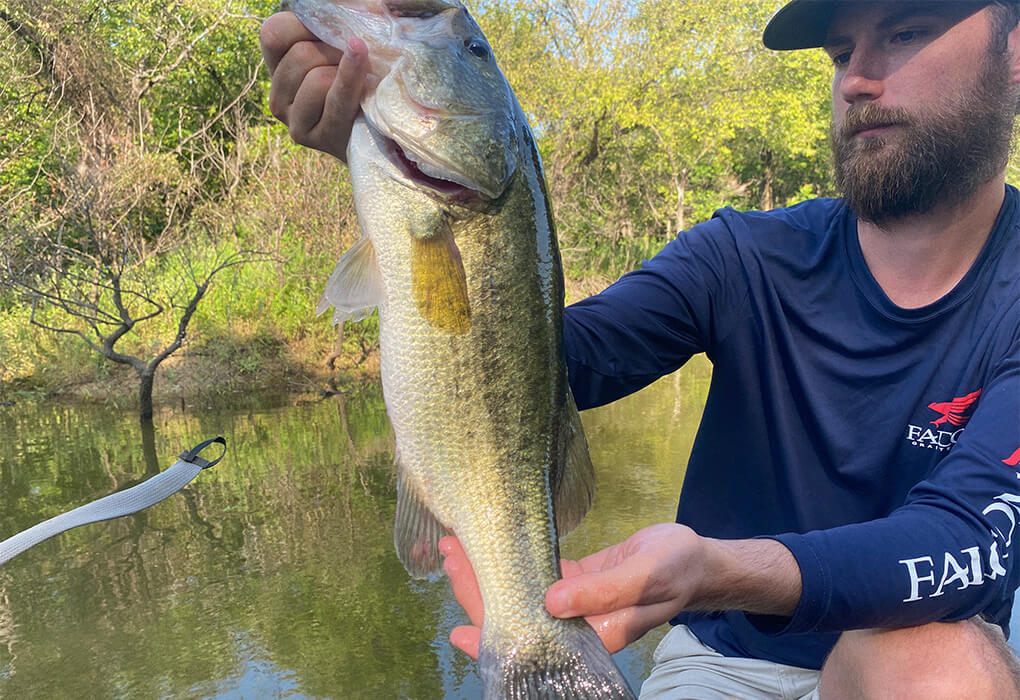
0, 438, 224, 566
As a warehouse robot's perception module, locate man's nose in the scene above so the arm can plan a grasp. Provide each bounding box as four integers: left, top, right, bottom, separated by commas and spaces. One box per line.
836, 48, 886, 105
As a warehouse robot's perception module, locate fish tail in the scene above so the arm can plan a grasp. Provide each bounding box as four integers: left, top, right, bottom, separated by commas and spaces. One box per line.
479, 620, 636, 699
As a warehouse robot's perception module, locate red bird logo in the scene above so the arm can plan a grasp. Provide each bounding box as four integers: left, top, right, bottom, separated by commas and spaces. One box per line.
1004, 447, 1020, 467
927, 389, 982, 427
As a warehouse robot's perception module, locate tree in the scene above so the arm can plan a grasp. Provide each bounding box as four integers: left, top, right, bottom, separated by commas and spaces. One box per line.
475, 0, 835, 271
0, 0, 274, 420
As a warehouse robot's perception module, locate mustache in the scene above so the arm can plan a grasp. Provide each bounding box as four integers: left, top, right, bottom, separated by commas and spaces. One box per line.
835, 103, 912, 139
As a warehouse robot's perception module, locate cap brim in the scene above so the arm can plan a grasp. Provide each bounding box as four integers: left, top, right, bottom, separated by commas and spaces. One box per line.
762, 0, 1014, 51
762, 0, 839, 51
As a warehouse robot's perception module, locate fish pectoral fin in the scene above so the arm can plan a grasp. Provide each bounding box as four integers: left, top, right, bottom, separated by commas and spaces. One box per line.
552, 387, 596, 537
316, 235, 384, 324
411, 221, 470, 334
394, 463, 451, 579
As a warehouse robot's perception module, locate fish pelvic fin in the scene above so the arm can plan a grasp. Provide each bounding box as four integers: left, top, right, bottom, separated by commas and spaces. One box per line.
411, 220, 470, 334
479, 618, 636, 699
394, 462, 451, 578
316, 235, 384, 324
551, 387, 596, 537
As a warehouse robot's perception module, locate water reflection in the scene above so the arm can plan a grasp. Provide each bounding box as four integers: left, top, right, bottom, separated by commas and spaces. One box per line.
0, 358, 712, 698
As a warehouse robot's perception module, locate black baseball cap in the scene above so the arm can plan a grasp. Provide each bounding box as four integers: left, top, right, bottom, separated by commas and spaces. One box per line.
762, 0, 1015, 51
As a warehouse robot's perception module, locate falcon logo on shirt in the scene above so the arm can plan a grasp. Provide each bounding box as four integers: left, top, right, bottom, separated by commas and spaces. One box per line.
1004, 447, 1020, 467
927, 389, 982, 427
905, 388, 982, 452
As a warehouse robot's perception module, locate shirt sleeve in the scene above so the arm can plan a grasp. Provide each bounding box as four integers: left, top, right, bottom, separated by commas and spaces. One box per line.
764, 332, 1020, 634
564, 214, 748, 410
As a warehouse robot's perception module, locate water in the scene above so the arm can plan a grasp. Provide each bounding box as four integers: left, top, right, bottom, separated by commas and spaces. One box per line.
5, 356, 1015, 697
0, 357, 712, 698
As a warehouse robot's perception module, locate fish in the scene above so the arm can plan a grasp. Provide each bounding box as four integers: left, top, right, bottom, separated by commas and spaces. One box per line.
290, 0, 636, 697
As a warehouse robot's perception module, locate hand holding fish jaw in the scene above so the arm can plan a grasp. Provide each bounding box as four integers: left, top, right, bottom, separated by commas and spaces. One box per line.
440, 522, 804, 659
260, 11, 369, 162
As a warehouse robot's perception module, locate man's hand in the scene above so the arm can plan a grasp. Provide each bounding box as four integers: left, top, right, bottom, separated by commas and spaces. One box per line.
439, 523, 711, 658
439, 522, 802, 659
259, 11, 368, 162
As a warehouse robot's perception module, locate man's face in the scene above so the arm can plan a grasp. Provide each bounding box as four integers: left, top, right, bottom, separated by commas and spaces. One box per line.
824, 2, 1017, 224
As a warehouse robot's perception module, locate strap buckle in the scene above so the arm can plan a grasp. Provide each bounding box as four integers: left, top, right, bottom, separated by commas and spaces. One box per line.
178, 436, 227, 469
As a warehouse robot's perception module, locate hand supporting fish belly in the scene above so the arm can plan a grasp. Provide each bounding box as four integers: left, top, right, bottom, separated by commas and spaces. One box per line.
291, 0, 636, 697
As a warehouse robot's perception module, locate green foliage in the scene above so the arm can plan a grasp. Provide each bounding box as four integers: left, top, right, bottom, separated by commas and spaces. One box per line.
0, 304, 41, 385
471, 0, 835, 271
0, 302, 105, 398
0, 0, 346, 409
2, 0, 949, 401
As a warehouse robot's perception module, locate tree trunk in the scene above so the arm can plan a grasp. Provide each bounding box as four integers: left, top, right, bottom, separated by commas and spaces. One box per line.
674, 173, 686, 234
325, 322, 345, 370
761, 148, 774, 211
139, 369, 155, 422
140, 417, 159, 475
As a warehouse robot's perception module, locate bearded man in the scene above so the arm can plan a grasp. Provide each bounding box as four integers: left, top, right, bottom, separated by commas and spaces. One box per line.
261, 0, 1020, 696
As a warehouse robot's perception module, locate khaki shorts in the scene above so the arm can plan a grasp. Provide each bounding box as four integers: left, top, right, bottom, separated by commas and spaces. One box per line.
639, 625, 821, 700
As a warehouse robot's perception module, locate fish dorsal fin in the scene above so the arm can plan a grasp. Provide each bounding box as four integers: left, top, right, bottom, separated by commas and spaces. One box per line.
316, 235, 385, 324
411, 220, 470, 333
384, 0, 457, 17
394, 460, 451, 578
551, 388, 596, 536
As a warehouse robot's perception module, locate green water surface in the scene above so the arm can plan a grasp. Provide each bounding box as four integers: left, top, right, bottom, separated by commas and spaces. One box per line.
0, 359, 713, 698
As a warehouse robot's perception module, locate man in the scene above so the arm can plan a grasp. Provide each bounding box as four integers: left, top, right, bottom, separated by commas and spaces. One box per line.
261, 0, 1020, 696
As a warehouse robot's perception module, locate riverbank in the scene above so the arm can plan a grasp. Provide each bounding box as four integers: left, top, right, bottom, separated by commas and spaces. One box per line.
0, 326, 380, 412
0, 274, 614, 413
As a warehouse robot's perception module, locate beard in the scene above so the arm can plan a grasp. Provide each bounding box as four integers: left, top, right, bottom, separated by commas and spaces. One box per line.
830, 49, 1016, 225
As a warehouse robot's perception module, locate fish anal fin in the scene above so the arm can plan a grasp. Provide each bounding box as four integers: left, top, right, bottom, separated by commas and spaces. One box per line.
394, 463, 450, 579
411, 221, 470, 334
317, 235, 384, 324
552, 387, 596, 537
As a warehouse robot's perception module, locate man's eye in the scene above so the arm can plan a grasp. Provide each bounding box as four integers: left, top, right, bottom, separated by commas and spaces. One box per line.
892, 29, 924, 43
831, 50, 851, 67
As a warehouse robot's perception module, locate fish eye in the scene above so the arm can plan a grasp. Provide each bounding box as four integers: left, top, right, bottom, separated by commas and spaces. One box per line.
465, 39, 489, 60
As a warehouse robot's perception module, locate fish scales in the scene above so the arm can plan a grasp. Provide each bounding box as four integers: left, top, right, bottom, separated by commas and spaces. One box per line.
294, 0, 635, 696
383, 151, 562, 635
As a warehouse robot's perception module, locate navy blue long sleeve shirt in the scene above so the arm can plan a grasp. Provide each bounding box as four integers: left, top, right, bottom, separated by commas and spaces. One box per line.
563, 188, 1020, 669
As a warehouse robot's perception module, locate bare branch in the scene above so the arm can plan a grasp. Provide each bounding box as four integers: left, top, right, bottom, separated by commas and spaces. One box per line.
174, 63, 262, 156
134, 10, 229, 102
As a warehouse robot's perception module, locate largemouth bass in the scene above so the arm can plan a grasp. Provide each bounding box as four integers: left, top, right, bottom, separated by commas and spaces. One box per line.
291, 0, 635, 696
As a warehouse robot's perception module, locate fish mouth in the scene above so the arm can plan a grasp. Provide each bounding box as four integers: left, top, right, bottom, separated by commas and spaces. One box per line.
367, 110, 493, 203
388, 138, 489, 203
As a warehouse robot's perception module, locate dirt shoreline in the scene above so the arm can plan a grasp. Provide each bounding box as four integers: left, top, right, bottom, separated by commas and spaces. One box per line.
0, 344, 383, 412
